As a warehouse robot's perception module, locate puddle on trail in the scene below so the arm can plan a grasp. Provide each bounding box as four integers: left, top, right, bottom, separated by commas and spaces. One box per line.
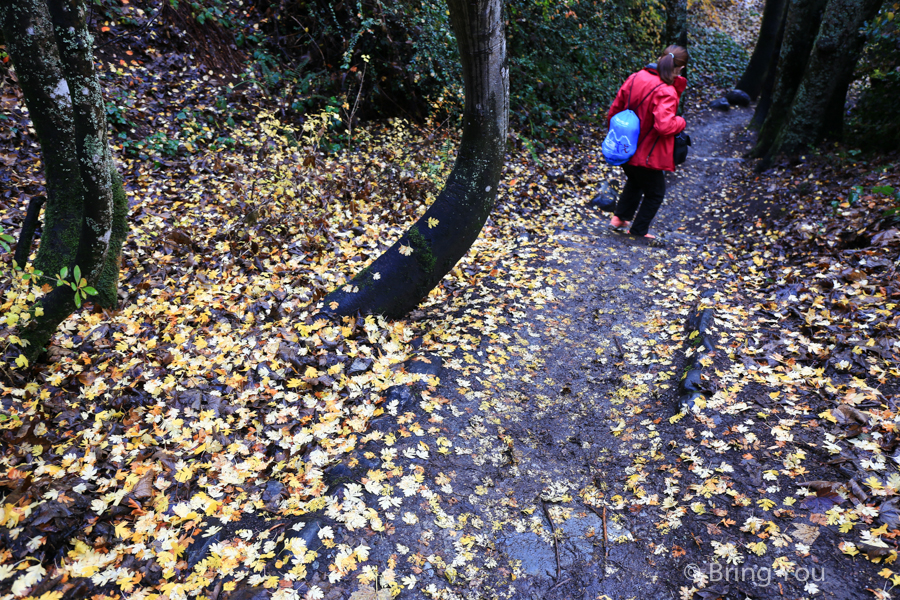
502, 512, 632, 578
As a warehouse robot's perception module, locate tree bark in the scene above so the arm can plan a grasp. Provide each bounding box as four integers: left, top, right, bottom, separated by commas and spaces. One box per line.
665, 0, 688, 47
14, 195, 46, 269
735, 0, 788, 100
757, 0, 884, 162
1, 0, 128, 361
751, 0, 829, 158
323, 0, 508, 319
0, 0, 82, 279
46, 0, 114, 282
750, 0, 789, 128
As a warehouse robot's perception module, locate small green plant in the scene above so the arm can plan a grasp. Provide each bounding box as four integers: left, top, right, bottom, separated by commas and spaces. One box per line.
0, 233, 14, 253
1, 262, 95, 368
56, 266, 98, 309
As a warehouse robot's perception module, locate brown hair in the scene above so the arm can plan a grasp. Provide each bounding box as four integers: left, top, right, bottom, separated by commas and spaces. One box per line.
658, 45, 689, 85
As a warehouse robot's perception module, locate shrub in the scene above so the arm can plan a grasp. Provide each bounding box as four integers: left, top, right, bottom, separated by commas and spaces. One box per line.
848, 5, 900, 151
687, 22, 750, 91
506, 0, 666, 137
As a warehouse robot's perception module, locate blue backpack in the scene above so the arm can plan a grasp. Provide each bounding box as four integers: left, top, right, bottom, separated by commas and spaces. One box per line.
602, 77, 663, 166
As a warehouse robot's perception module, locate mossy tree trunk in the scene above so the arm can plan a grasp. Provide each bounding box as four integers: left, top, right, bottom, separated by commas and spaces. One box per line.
752, 0, 883, 164
735, 0, 788, 100
751, 0, 829, 157
0, 0, 128, 362
323, 0, 507, 318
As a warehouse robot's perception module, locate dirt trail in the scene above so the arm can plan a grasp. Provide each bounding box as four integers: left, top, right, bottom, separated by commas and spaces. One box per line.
287, 104, 880, 600
346, 107, 759, 600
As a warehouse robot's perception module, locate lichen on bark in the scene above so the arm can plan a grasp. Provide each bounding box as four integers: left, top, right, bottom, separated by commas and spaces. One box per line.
95, 168, 129, 309
1, 0, 128, 361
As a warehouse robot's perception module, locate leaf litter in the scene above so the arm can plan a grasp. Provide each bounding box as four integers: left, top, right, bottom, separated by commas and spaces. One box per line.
0, 3, 899, 600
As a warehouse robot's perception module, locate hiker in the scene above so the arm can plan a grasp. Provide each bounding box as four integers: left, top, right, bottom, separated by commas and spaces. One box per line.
606, 46, 688, 239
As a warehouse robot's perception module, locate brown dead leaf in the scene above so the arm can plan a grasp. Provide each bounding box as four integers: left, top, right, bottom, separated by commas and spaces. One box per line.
133, 471, 155, 499
833, 404, 870, 425
791, 523, 820, 545
348, 587, 391, 600
809, 513, 829, 526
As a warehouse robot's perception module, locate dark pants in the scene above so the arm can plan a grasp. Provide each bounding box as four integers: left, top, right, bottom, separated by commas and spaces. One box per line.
615, 164, 666, 236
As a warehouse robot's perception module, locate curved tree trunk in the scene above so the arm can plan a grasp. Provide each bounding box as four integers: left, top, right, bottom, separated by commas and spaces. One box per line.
757, 0, 884, 162
735, 0, 788, 100
1, 0, 128, 362
323, 0, 508, 319
751, 0, 828, 158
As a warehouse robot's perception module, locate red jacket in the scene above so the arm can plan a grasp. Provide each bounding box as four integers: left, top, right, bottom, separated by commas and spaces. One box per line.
607, 67, 686, 172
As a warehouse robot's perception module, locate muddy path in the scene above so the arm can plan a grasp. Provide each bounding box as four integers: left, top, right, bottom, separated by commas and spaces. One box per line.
278, 104, 883, 600
335, 107, 760, 600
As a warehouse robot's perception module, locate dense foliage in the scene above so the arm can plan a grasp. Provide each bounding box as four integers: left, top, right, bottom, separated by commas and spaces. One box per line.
504, 0, 666, 136
79, 0, 750, 142
849, 3, 900, 150
687, 22, 750, 90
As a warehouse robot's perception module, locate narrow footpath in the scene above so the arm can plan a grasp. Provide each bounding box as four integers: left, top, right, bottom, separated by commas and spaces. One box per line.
338, 106, 762, 600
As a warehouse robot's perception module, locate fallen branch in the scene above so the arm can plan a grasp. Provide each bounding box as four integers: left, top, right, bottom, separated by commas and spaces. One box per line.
584, 503, 609, 570
549, 578, 571, 591
603, 506, 608, 558
540, 499, 561, 581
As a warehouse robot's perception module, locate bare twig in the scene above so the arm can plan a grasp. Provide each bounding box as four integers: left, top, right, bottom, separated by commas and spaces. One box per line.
602, 506, 609, 558
289, 15, 326, 63
540, 500, 561, 581
549, 578, 571, 591
690, 530, 703, 548
343, 63, 366, 152
584, 503, 609, 570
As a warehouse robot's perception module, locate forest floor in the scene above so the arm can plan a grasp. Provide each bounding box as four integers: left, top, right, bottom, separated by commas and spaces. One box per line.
1, 4, 900, 600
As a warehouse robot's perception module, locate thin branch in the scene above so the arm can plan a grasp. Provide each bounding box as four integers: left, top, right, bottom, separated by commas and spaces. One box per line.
289, 15, 326, 63
540, 499, 560, 581
584, 503, 609, 571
